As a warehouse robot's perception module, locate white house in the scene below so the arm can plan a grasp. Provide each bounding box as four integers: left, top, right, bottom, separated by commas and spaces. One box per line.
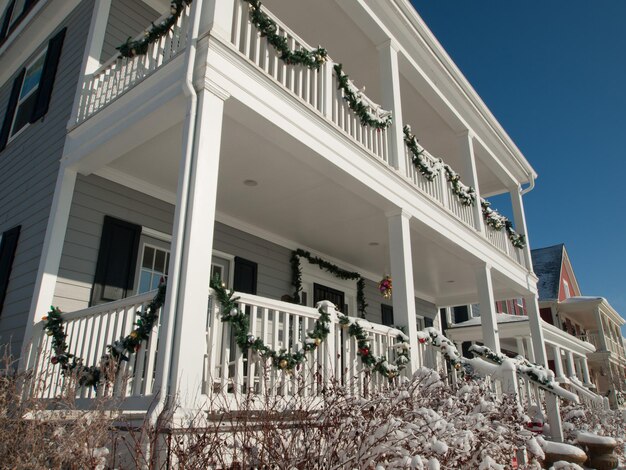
0, 0, 576, 438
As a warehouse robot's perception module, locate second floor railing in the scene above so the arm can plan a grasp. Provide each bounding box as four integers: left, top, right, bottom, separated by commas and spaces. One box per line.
75, 3, 192, 124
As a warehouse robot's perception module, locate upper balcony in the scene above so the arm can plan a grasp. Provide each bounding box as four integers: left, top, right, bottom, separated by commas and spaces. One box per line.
66, 0, 532, 275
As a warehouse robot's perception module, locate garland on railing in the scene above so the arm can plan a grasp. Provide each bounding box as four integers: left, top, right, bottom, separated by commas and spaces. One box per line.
417, 328, 465, 371
442, 164, 476, 206
210, 277, 330, 371
403, 125, 476, 206
480, 199, 527, 248
469, 344, 578, 402
334, 63, 393, 130
243, 0, 328, 69
117, 0, 192, 58
338, 314, 409, 379
42, 284, 167, 389
291, 249, 368, 318
403, 125, 442, 181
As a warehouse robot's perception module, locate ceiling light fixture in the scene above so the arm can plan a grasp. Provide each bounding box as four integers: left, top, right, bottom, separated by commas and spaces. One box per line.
243, 179, 258, 187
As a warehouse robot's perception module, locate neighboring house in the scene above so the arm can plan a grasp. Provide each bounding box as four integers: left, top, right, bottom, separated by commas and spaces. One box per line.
0, 0, 572, 433
533, 244, 626, 408
448, 243, 625, 409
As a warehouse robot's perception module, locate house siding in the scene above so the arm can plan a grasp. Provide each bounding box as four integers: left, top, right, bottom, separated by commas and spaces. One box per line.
0, 1, 93, 353
100, 0, 160, 62
54, 175, 435, 326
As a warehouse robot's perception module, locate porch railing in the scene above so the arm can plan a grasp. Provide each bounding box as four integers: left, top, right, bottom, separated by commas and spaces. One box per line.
27, 291, 161, 403
206, 291, 412, 405
567, 377, 609, 410
75, 3, 191, 124
230, 0, 390, 164
27, 290, 413, 408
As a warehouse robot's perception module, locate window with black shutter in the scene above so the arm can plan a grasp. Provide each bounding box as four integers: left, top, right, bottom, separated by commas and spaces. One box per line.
381, 304, 394, 326
233, 257, 258, 295
0, 26, 65, 151
0, 0, 41, 43
91, 216, 142, 305
0, 225, 20, 316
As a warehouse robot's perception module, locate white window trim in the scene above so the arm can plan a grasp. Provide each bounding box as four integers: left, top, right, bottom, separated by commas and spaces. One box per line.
136, 241, 170, 294
7, 48, 46, 143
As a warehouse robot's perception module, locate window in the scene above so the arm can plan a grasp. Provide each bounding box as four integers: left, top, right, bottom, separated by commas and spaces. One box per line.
381, 304, 394, 326
1, 0, 40, 42
9, 51, 45, 138
7, 0, 27, 31
0, 27, 65, 151
138, 244, 170, 294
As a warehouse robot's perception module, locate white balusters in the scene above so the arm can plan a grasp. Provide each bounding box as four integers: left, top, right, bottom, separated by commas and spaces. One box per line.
76, 4, 191, 124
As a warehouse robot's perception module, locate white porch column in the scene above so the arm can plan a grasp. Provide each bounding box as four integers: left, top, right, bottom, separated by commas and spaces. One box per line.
515, 337, 527, 358
594, 307, 608, 351
526, 296, 564, 441
201, 0, 235, 40
458, 131, 484, 233
153, 86, 228, 412
509, 184, 532, 269
475, 264, 500, 352
387, 209, 419, 370
565, 350, 576, 379
20, 166, 77, 369
378, 39, 405, 173
552, 345, 565, 381
525, 336, 536, 362
69, 0, 113, 124
580, 355, 592, 386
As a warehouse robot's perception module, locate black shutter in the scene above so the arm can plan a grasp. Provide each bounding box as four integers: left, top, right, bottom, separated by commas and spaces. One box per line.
0, 1, 16, 41
91, 216, 141, 305
381, 304, 394, 326
30, 27, 66, 122
0, 68, 25, 151
233, 257, 257, 295
0, 225, 21, 316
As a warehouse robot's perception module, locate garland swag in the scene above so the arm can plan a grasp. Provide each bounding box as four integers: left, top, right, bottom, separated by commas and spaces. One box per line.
480, 199, 526, 248
403, 125, 476, 207
210, 277, 330, 371
43, 283, 166, 389
291, 249, 368, 318
334, 64, 393, 130
339, 315, 410, 379
117, 0, 192, 58
243, 0, 328, 69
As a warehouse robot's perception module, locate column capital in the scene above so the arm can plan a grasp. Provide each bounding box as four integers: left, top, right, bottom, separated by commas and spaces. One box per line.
197, 77, 231, 100
385, 208, 412, 220
376, 38, 401, 53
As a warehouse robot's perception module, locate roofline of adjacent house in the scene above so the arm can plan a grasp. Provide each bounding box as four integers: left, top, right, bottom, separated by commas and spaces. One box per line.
393, 0, 538, 184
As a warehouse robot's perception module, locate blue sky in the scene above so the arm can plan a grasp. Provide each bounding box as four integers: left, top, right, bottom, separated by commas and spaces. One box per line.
411, 1, 626, 335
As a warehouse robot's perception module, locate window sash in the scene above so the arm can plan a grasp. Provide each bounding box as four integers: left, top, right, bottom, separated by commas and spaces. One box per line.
9, 50, 45, 138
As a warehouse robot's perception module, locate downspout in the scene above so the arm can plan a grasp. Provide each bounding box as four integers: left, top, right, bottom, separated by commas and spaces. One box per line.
148, 0, 203, 424
520, 173, 535, 195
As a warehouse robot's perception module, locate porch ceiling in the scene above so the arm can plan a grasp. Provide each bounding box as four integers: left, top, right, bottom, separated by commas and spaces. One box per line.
103, 98, 523, 305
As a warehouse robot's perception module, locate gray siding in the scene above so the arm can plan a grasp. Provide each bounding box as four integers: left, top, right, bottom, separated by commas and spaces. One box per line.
101, 0, 160, 61
0, 1, 94, 352
53, 175, 435, 328
54, 174, 175, 311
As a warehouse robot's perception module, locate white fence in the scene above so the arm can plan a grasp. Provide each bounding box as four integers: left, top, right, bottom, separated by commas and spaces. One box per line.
75, 4, 191, 123
28, 290, 409, 409
27, 291, 161, 404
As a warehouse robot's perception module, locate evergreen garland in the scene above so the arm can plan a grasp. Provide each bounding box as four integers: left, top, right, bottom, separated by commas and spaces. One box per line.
480, 199, 527, 249
442, 164, 476, 206
243, 0, 328, 69
403, 125, 442, 181
334, 63, 393, 130
210, 277, 330, 371
338, 314, 410, 379
417, 328, 465, 371
117, 0, 192, 58
42, 283, 167, 389
291, 249, 368, 318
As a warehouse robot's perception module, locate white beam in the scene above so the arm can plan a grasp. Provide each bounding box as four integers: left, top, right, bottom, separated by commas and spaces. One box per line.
475, 264, 500, 352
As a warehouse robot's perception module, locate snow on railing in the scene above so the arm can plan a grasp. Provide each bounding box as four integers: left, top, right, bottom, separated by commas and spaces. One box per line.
75, 4, 191, 123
